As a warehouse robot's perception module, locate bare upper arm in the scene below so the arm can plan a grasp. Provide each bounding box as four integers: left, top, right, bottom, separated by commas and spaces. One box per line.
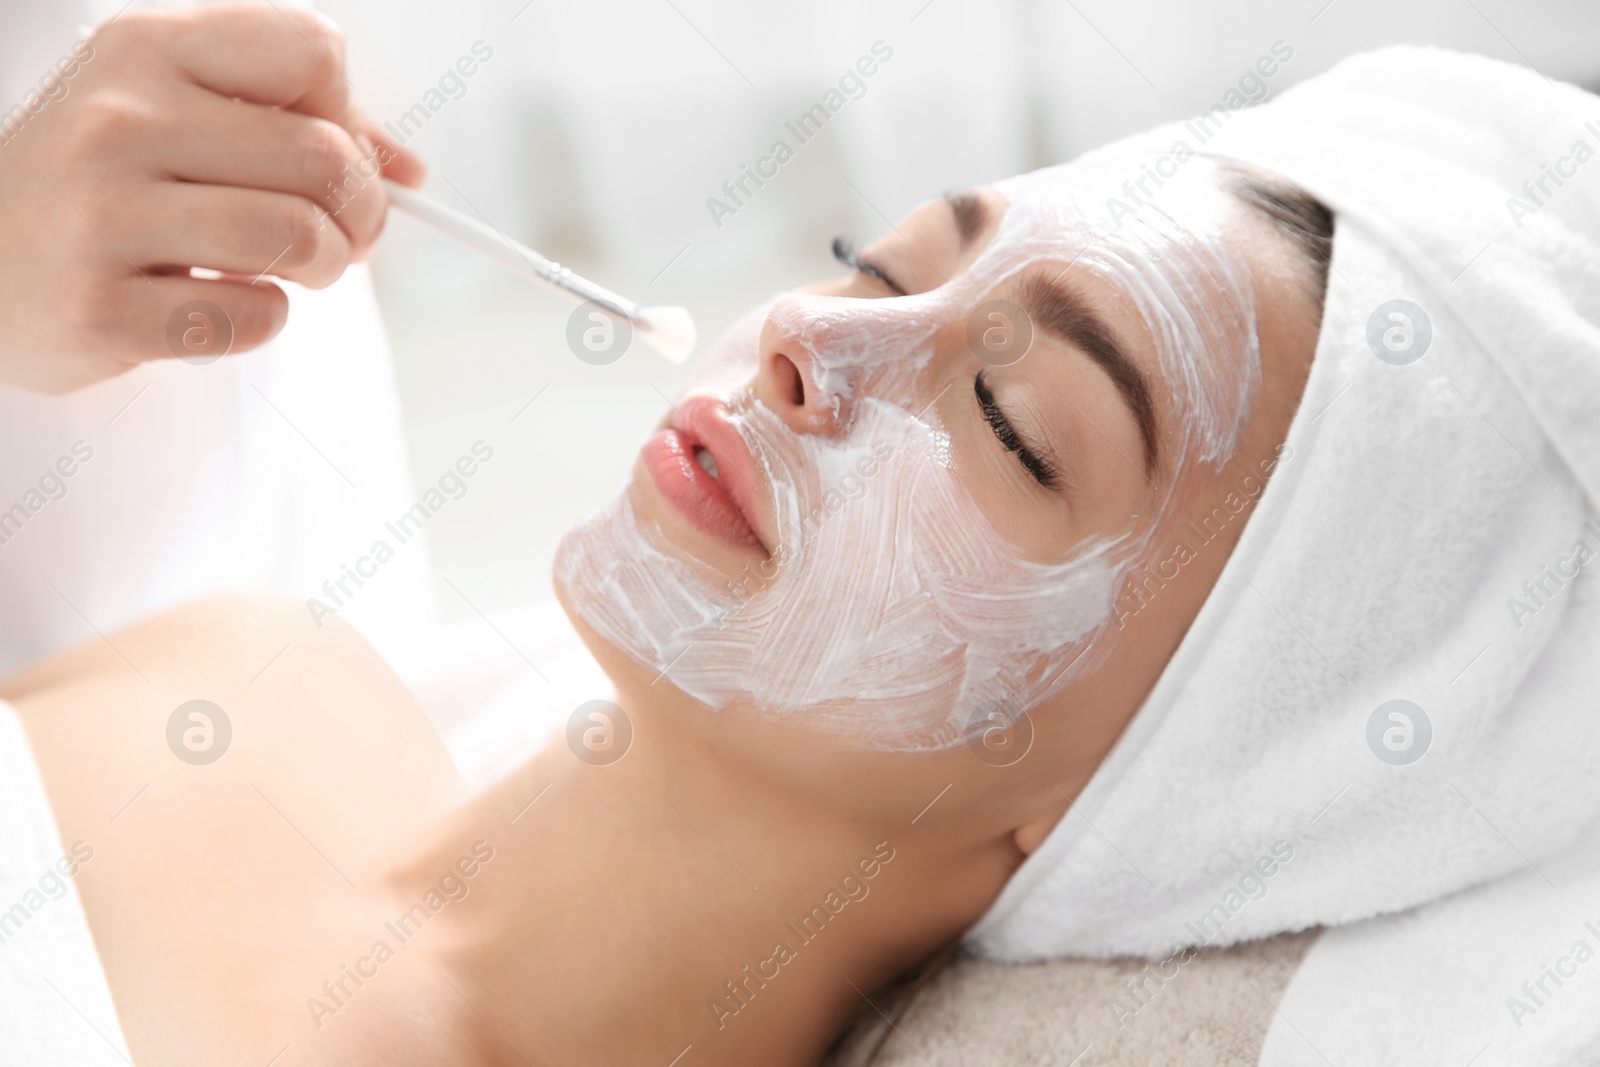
11, 593, 466, 866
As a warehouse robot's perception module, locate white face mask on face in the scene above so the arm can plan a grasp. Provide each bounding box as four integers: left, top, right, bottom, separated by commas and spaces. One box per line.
556, 158, 1261, 752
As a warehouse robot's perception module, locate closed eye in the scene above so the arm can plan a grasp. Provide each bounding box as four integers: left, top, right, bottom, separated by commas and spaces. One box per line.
975, 371, 1061, 490
832, 235, 907, 296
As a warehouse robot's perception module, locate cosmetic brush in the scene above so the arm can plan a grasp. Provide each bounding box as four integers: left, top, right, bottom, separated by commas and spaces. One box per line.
382, 179, 696, 364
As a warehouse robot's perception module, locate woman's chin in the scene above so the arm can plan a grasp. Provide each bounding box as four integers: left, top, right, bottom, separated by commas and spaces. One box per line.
550, 564, 648, 698
551, 511, 705, 705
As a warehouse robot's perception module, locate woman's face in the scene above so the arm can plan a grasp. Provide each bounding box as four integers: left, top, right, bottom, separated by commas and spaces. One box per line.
555, 156, 1315, 757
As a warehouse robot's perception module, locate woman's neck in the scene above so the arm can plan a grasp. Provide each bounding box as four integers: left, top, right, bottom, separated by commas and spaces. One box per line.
379, 699, 1024, 1066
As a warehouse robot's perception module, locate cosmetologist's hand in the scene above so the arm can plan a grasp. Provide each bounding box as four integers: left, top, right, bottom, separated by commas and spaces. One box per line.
0, 3, 426, 392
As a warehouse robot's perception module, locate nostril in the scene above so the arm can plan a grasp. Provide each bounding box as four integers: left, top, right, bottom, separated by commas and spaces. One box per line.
774, 353, 806, 408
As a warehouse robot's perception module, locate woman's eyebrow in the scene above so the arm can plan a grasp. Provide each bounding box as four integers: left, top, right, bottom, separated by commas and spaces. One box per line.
1017, 273, 1159, 475
944, 191, 988, 249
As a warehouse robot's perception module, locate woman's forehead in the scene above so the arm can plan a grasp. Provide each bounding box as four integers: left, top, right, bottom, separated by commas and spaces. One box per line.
987, 155, 1234, 236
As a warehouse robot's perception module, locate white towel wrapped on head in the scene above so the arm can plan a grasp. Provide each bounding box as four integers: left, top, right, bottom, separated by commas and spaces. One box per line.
971, 46, 1600, 960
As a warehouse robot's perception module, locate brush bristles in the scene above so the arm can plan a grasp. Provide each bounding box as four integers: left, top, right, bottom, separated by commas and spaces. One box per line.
639, 306, 696, 365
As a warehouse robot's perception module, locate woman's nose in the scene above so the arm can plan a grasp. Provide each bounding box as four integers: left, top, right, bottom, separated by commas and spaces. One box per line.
753, 296, 851, 436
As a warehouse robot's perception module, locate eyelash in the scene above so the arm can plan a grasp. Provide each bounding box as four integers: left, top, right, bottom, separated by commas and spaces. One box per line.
832, 235, 906, 295
975, 371, 1061, 490
830, 239, 1056, 490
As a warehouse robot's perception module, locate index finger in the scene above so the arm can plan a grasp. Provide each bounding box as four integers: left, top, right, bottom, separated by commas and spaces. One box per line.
102, 3, 350, 123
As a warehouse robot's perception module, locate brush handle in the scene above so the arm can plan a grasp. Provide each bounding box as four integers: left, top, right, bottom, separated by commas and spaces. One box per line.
381, 179, 643, 323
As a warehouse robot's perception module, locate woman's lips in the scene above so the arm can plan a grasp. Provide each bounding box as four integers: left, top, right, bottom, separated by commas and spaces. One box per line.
641, 397, 769, 553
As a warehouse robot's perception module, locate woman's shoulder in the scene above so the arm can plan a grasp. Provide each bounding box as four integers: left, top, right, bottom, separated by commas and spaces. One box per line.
5, 593, 473, 1061
10, 592, 466, 868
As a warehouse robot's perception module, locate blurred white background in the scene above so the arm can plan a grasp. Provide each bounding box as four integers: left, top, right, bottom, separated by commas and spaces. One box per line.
318, 0, 1599, 619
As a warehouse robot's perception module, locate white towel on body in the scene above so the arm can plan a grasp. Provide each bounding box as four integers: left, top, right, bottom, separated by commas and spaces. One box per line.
0, 700, 129, 1064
